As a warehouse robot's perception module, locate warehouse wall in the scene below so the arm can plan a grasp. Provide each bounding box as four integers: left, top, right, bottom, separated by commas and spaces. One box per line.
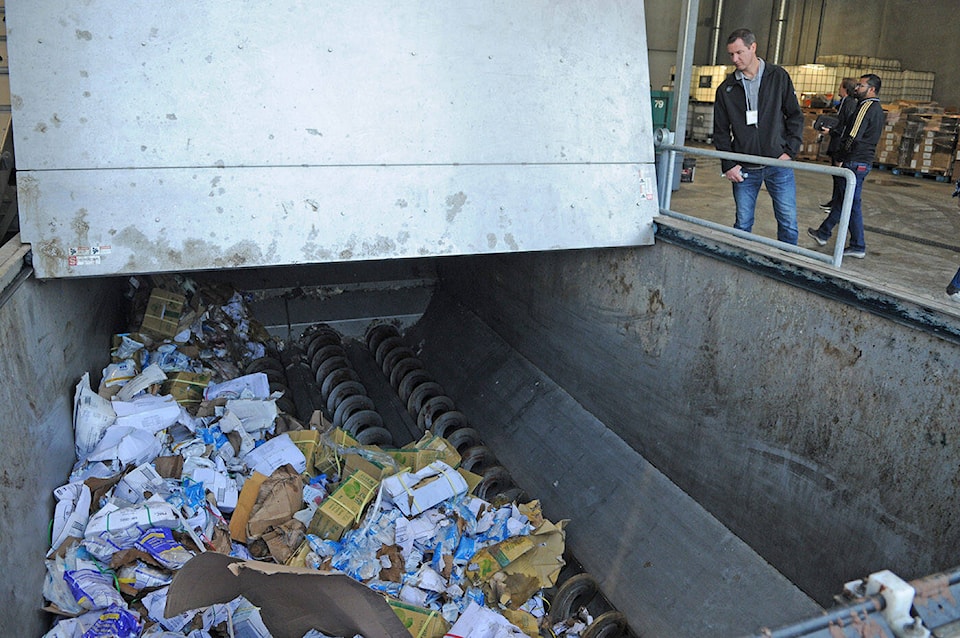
436, 237, 960, 606
0, 271, 121, 636
646, 0, 960, 108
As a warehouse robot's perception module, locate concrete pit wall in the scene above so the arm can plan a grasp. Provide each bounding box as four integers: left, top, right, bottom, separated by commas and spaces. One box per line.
429, 236, 960, 611
0, 264, 122, 638
6, 228, 960, 634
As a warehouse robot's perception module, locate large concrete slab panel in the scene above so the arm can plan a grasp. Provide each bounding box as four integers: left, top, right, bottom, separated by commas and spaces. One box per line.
7, 1, 659, 277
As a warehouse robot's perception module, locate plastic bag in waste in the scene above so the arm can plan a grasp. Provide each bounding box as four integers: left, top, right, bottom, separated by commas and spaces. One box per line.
42, 609, 108, 638
64, 568, 125, 611
43, 551, 85, 615
84, 496, 179, 539
445, 601, 527, 638
73, 373, 117, 461
78, 604, 141, 638
117, 562, 173, 591
134, 527, 194, 570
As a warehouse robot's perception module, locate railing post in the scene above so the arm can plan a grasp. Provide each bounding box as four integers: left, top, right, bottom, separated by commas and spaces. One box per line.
654, 143, 858, 268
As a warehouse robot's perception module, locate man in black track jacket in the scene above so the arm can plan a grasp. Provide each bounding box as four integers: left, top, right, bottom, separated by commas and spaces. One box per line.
807, 74, 885, 259
820, 77, 860, 211
713, 28, 804, 245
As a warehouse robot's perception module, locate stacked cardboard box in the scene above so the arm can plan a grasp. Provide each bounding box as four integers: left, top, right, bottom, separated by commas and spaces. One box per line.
900, 113, 960, 175
880, 102, 954, 175
797, 109, 831, 160
876, 104, 908, 166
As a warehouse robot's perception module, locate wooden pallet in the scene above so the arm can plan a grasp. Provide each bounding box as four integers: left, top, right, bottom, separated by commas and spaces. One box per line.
890, 167, 953, 182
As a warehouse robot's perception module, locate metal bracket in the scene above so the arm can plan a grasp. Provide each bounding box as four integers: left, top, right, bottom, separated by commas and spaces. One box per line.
864, 570, 931, 638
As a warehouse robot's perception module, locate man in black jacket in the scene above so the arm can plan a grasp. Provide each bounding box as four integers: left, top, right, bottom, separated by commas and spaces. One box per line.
820, 77, 860, 211
807, 74, 884, 259
713, 28, 804, 245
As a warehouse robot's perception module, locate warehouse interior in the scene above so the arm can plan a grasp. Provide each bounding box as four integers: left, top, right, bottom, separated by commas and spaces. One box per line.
3, 3, 960, 638
645, 0, 960, 108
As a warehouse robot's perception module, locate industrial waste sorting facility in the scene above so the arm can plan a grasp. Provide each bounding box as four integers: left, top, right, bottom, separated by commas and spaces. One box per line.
3, 2, 960, 637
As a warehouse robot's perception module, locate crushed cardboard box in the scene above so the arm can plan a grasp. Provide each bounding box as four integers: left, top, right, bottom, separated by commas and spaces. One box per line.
307, 468, 380, 541
381, 461, 468, 517
229, 465, 303, 542
161, 371, 211, 409
387, 598, 451, 638
140, 288, 186, 340
384, 432, 461, 472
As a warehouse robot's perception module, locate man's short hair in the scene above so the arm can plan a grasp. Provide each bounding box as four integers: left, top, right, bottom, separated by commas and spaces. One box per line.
841, 77, 857, 93
726, 28, 756, 46
860, 73, 881, 94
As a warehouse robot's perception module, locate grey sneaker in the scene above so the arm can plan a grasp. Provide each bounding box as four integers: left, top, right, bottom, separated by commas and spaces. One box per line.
806, 228, 827, 246
843, 247, 866, 259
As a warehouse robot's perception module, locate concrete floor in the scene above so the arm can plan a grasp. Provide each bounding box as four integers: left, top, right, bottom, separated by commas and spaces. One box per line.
666, 145, 960, 314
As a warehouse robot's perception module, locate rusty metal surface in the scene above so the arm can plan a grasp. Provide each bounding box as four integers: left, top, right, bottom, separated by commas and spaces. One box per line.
7, 1, 659, 277
435, 243, 960, 612
405, 289, 822, 637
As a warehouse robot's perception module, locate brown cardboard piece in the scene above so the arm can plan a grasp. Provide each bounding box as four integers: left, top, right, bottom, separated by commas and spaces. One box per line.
153, 455, 185, 479
229, 465, 302, 542
470, 518, 568, 610
229, 471, 268, 541
246, 465, 303, 540
458, 466, 483, 494
161, 371, 211, 409
466, 535, 537, 583
501, 519, 567, 587
312, 427, 361, 477
139, 288, 186, 340
165, 552, 409, 638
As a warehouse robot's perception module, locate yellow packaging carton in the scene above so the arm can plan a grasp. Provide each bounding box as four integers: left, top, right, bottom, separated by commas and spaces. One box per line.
307, 469, 379, 541
387, 599, 450, 638
140, 289, 186, 339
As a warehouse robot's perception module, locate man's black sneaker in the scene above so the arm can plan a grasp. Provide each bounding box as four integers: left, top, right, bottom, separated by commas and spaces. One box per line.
807, 228, 828, 246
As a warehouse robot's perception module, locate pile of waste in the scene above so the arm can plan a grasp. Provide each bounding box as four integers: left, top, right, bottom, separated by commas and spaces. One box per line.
40, 275, 578, 638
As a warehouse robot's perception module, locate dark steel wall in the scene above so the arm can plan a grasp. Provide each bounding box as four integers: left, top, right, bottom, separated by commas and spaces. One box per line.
434, 240, 960, 608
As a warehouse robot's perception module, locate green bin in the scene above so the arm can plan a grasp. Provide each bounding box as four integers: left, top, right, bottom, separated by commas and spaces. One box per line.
650, 90, 673, 130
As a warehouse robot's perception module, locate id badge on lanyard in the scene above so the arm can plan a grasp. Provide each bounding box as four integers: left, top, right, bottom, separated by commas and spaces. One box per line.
746, 110, 758, 125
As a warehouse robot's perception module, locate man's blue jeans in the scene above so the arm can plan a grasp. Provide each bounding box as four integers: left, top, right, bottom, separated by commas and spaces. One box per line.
815, 161, 870, 252
731, 165, 799, 244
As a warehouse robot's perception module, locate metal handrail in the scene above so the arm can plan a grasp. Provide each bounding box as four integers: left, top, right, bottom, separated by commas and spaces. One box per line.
655, 142, 857, 268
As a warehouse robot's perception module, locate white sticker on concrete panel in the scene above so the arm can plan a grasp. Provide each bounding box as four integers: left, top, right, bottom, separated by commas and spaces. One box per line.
67, 244, 112, 266
638, 165, 657, 201
68, 255, 101, 266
